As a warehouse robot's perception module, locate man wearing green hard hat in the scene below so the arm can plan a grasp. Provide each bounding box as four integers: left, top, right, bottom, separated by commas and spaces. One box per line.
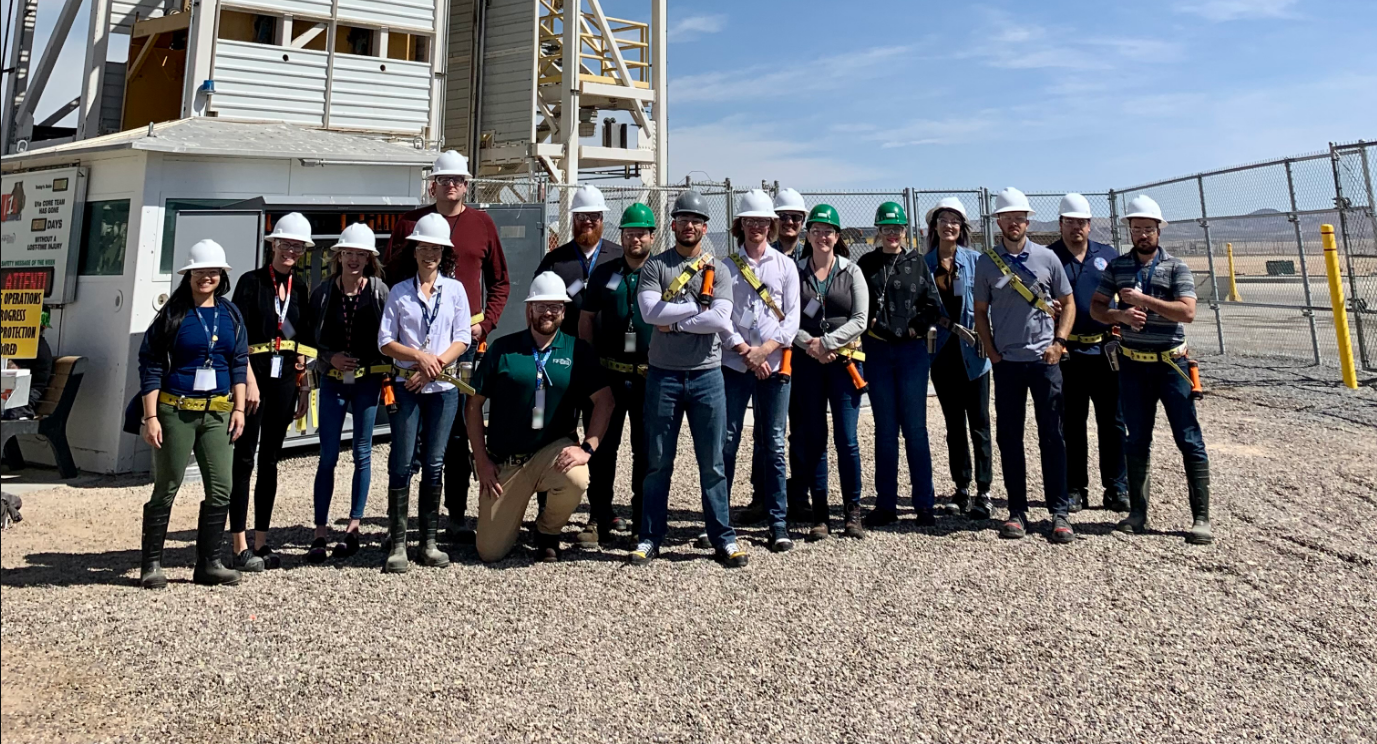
576, 202, 657, 545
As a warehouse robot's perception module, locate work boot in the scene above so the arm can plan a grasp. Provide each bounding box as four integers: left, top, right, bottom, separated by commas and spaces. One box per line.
737, 500, 770, 525
862, 507, 899, 528
951, 487, 971, 513
806, 521, 830, 542
842, 505, 865, 539
1117, 455, 1151, 534
1067, 488, 1087, 514
445, 515, 475, 545
786, 500, 812, 524
536, 532, 562, 562
576, 520, 601, 546
1104, 489, 1130, 513
1185, 460, 1214, 545
416, 485, 451, 568
968, 490, 994, 521
383, 487, 410, 574
914, 507, 937, 527
139, 502, 171, 590
191, 502, 241, 587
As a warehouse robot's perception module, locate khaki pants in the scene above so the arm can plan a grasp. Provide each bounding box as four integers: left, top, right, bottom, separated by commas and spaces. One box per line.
476, 437, 590, 562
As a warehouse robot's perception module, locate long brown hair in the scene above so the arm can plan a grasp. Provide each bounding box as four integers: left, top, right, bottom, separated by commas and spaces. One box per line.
389, 241, 456, 281
327, 249, 385, 279
926, 208, 971, 252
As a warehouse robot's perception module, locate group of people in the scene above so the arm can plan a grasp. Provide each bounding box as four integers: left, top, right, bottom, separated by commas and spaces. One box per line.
133, 150, 1214, 588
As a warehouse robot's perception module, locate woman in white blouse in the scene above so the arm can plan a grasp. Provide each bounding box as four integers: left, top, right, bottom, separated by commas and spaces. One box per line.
378, 212, 472, 573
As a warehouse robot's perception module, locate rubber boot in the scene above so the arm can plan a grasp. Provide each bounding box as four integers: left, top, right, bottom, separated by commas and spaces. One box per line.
192, 502, 242, 586
383, 487, 410, 574
140, 502, 171, 590
416, 484, 451, 567
1116, 455, 1150, 534
1185, 459, 1214, 545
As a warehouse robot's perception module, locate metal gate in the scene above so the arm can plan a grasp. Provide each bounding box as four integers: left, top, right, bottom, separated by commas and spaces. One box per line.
1330, 141, 1377, 370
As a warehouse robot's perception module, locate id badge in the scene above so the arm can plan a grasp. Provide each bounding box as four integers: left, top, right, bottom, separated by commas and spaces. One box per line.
803, 298, 821, 318
624, 331, 637, 353
952, 274, 965, 296
532, 387, 546, 430
605, 273, 623, 290
566, 278, 585, 296
193, 367, 216, 392
270, 354, 284, 379
341, 369, 356, 385
281, 317, 296, 339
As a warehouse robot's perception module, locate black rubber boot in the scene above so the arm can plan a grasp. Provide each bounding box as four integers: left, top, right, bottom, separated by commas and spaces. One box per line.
1185, 459, 1214, 545
1117, 455, 1151, 534
383, 487, 410, 574
416, 485, 451, 567
192, 502, 242, 586
140, 503, 171, 590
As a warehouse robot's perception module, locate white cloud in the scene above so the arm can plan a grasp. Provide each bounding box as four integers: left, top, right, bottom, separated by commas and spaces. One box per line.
670, 45, 912, 104
1174, 0, 1300, 21
967, 9, 1183, 70
669, 14, 726, 41
668, 118, 883, 188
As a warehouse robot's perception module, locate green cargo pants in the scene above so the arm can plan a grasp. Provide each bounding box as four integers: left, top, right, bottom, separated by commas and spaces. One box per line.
147, 404, 234, 510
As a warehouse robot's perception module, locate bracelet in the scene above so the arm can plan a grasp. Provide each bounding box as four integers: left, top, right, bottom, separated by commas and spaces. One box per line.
143, 414, 156, 422
233, 408, 245, 413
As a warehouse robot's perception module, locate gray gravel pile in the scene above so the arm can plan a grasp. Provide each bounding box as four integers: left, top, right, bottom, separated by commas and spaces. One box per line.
3, 356, 1374, 743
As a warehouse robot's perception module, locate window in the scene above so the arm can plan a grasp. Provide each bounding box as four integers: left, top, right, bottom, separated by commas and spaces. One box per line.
337, 25, 375, 56
387, 32, 431, 63
78, 200, 131, 276
218, 9, 278, 45
160, 199, 237, 274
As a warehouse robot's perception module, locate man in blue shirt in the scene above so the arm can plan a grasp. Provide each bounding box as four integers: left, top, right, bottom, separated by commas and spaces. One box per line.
1048, 194, 1129, 514
973, 188, 1077, 544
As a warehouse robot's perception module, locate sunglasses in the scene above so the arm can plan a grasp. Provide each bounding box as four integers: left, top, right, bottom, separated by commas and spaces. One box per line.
435, 176, 468, 187
777, 213, 805, 223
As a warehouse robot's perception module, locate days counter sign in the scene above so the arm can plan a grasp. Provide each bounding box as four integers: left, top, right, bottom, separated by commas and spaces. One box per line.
1, 167, 86, 304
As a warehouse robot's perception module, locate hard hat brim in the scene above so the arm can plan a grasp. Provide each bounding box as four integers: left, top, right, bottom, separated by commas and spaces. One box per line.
992, 206, 1036, 216
269, 232, 316, 248
177, 261, 231, 275
525, 292, 572, 303
1122, 214, 1169, 227
735, 209, 776, 219
430, 168, 472, 178
924, 205, 969, 225
409, 234, 455, 248
1059, 211, 1093, 219
570, 205, 610, 213
332, 243, 380, 254
671, 211, 710, 220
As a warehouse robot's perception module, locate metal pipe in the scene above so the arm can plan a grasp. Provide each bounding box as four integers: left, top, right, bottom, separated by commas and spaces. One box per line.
1108, 190, 1121, 252
1197, 176, 1226, 354
1285, 159, 1323, 365
469, 0, 489, 172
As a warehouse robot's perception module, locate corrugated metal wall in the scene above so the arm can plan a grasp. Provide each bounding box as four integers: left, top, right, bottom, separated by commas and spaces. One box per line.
109, 1, 164, 32
229, 0, 335, 19
212, 41, 329, 125
479, 0, 535, 147
100, 61, 126, 135
444, 0, 475, 153
328, 55, 431, 132
338, 0, 435, 30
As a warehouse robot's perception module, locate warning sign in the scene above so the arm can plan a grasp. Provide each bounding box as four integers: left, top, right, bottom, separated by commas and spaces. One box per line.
1, 289, 44, 359
0, 166, 86, 304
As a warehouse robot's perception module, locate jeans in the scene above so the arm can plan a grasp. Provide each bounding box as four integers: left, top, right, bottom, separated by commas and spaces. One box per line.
992, 359, 1069, 517
792, 354, 863, 518
785, 386, 823, 513
722, 366, 790, 530
388, 384, 459, 490
231, 372, 298, 533
930, 340, 993, 492
587, 370, 648, 530
1119, 356, 1209, 467
864, 337, 936, 512
148, 406, 233, 510
1061, 350, 1128, 496
640, 366, 733, 549
312, 375, 382, 526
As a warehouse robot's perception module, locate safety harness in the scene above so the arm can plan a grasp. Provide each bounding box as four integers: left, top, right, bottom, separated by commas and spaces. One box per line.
1119, 342, 1193, 385
661, 253, 714, 300
727, 253, 785, 320
600, 358, 648, 377
980, 247, 1054, 316
393, 365, 477, 395
157, 392, 235, 412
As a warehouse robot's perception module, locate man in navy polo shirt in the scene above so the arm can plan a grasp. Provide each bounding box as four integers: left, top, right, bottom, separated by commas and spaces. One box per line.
1048, 193, 1129, 514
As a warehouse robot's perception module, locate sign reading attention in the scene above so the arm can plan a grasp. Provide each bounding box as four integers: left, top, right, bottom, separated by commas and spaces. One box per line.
1, 167, 86, 304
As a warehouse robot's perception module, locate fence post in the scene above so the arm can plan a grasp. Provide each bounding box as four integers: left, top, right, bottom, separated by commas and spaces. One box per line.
979, 187, 994, 251
1108, 190, 1122, 252
1331, 144, 1371, 368
1321, 225, 1360, 388
1284, 159, 1323, 365
903, 187, 917, 251
1197, 175, 1226, 354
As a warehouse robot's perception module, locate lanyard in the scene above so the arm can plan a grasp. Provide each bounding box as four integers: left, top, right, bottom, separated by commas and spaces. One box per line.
1136, 250, 1162, 292
340, 279, 364, 349
416, 278, 444, 345
270, 267, 292, 340
1002, 248, 1038, 284
808, 256, 839, 309
532, 345, 554, 390
623, 269, 640, 330
577, 240, 603, 280
196, 304, 220, 367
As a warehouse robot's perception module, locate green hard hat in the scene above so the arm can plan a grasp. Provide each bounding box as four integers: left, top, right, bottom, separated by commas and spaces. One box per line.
806, 203, 841, 230
874, 201, 907, 226
620, 202, 656, 229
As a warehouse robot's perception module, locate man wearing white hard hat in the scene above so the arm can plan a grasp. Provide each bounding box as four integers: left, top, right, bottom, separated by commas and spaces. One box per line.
1091, 195, 1213, 545
228, 212, 316, 572
383, 150, 511, 541
535, 183, 624, 337
1047, 194, 1129, 515
466, 271, 614, 562
771, 187, 810, 261
972, 188, 1078, 544
303, 223, 392, 562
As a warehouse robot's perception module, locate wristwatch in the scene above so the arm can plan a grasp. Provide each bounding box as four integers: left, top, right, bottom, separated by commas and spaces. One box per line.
580, 441, 596, 456
1053, 337, 1068, 348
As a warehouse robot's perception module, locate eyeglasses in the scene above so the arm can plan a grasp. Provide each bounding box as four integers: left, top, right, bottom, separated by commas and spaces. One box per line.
413, 243, 444, 253
275, 242, 306, 255
435, 176, 467, 187
741, 217, 772, 228
777, 213, 805, 223
190, 269, 221, 279
808, 226, 838, 237
573, 213, 603, 223
878, 225, 904, 236
935, 217, 965, 227
999, 216, 1029, 225
1130, 226, 1160, 236
530, 302, 565, 315
675, 217, 707, 227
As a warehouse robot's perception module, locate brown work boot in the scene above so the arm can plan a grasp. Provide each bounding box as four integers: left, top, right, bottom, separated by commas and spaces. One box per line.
842, 505, 865, 539
575, 520, 600, 546
806, 521, 830, 542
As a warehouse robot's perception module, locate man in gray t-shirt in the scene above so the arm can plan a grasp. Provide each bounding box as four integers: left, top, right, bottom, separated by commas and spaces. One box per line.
629, 191, 744, 567
973, 188, 1078, 544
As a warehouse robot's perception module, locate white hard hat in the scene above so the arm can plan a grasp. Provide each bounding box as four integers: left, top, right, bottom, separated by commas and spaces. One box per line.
430, 150, 471, 178
993, 187, 1035, 216
1122, 194, 1168, 227
736, 189, 776, 219
178, 239, 232, 274
268, 212, 315, 246
570, 184, 610, 213
334, 222, 378, 253
407, 212, 455, 247
773, 187, 806, 214
1058, 193, 1093, 219
924, 196, 969, 225
526, 271, 571, 303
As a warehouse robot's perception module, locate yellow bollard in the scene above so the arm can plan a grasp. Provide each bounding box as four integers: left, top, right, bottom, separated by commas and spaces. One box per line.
1321, 225, 1359, 389
1225, 243, 1243, 301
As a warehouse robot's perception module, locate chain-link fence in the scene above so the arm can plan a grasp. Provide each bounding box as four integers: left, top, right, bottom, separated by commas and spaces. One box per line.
463, 140, 1376, 371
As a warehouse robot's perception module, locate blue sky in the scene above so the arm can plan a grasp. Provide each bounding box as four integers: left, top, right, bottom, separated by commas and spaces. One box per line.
10, 0, 1376, 194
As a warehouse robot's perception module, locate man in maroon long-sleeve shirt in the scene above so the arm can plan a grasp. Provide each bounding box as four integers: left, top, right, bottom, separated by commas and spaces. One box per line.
383, 150, 510, 541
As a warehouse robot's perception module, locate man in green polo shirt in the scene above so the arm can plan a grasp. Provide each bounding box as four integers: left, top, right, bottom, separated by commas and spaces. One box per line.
466, 272, 614, 562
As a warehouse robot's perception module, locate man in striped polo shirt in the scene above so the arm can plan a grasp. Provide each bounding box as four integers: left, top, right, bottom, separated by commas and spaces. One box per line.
1091, 195, 1213, 545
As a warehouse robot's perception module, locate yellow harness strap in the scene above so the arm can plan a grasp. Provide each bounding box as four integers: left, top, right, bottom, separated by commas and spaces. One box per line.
325, 364, 394, 381
1067, 332, 1106, 344
1120, 343, 1192, 384
835, 341, 866, 362
393, 365, 477, 395
981, 248, 1054, 316
470, 312, 484, 325
662, 254, 713, 300
727, 253, 785, 321
248, 340, 318, 358
600, 358, 649, 376
157, 392, 234, 412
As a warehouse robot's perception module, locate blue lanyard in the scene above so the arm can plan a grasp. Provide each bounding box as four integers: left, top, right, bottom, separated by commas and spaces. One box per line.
1136, 250, 1162, 292
532, 346, 554, 390
577, 240, 603, 280
416, 278, 444, 343
196, 304, 220, 367
1002, 248, 1038, 284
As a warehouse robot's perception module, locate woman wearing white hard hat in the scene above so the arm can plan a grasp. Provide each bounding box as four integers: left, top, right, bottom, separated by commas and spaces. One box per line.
133, 240, 249, 588
228, 212, 315, 572
303, 223, 391, 563
922, 197, 994, 519
377, 212, 473, 573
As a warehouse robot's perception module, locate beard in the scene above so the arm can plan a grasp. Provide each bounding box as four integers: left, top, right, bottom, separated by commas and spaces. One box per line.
1133, 238, 1158, 255
625, 242, 651, 260
676, 229, 702, 249
528, 307, 562, 335
575, 223, 604, 249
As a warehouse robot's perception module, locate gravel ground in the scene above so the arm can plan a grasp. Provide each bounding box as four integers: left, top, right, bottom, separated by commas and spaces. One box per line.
3, 356, 1375, 743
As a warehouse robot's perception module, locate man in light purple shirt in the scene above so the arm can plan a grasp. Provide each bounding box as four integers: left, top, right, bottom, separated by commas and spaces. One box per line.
718, 189, 802, 552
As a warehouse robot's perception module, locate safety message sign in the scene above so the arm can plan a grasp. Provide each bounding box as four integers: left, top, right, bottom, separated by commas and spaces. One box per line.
1, 289, 44, 359
1, 167, 86, 304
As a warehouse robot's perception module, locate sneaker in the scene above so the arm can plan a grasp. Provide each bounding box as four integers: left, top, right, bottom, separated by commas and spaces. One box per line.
629, 540, 658, 566
862, 508, 898, 528
806, 522, 830, 542
1049, 515, 1075, 544
233, 549, 265, 573
1104, 490, 1131, 513
769, 526, 794, 553
332, 530, 360, 559
951, 487, 971, 512
693, 532, 712, 550
1067, 489, 1087, 514
306, 537, 328, 564
253, 546, 282, 569
915, 507, 937, 527
610, 516, 632, 532
969, 491, 994, 521
999, 512, 1027, 540
715, 542, 749, 568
